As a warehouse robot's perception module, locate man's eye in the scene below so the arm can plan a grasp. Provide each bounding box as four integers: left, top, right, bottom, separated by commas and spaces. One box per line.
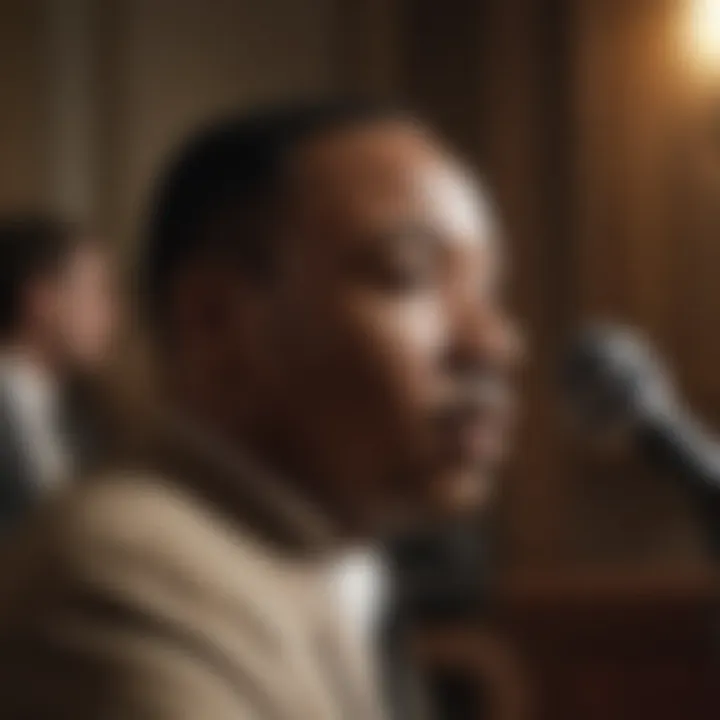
374, 254, 439, 290
348, 228, 443, 291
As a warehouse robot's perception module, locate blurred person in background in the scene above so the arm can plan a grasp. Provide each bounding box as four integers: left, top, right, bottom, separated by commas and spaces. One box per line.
0, 216, 117, 535
0, 102, 519, 719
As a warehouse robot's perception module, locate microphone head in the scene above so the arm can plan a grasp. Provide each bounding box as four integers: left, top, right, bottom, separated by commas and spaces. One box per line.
562, 324, 677, 437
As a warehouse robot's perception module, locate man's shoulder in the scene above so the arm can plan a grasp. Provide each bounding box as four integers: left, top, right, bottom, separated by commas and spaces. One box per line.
1, 468, 294, 640
60, 468, 233, 551
66, 468, 287, 582
0, 470, 327, 719
51, 469, 231, 557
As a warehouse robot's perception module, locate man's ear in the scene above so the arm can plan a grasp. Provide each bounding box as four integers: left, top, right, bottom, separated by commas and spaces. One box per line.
169, 260, 274, 358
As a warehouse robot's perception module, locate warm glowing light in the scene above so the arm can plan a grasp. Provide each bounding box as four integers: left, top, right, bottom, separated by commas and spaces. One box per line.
686, 0, 720, 78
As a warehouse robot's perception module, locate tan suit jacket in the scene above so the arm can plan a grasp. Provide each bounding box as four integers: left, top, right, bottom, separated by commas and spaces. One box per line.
0, 413, 389, 719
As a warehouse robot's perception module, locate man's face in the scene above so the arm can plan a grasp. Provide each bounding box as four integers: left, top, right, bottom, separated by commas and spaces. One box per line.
54, 243, 117, 371
245, 120, 520, 531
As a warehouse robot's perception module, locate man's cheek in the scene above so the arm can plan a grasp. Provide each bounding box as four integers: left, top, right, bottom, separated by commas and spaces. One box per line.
342, 291, 446, 348
342, 296, 448, 403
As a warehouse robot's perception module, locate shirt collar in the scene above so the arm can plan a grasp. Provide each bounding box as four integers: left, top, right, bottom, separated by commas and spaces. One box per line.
0, 351, 59, 422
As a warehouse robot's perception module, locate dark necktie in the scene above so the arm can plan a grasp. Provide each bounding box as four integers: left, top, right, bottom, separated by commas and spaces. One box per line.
377, 600, 435, 720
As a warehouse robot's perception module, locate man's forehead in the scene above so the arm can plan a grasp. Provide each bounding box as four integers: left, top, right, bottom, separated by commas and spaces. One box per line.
285, 121, 496, 238
290, 120, 454, 190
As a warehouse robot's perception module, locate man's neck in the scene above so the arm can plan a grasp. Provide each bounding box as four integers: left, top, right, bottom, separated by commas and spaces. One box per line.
152, 401, 340, 553
164, 380, 372, 543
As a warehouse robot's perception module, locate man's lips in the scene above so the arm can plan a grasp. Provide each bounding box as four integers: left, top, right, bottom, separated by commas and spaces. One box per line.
444, 412, 508, 459
433, 389, 514, 461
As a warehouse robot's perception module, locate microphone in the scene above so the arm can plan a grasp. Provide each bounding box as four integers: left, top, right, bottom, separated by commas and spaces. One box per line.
385, 516, 491, 622
562, 324, 720, 553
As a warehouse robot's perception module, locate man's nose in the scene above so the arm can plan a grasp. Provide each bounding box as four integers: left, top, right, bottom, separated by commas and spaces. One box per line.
451, 304, 524, 372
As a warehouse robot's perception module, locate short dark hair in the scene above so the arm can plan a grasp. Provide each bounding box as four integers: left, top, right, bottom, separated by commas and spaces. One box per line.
0, 215, 81, 338
144, 99, 404, 327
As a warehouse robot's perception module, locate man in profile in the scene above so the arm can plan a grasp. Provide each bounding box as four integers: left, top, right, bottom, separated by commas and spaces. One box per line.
0, 216, 117, 535
0, 103, 519, 718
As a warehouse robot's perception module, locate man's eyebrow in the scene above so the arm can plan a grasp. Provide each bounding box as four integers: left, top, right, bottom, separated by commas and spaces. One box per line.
367, 221, 445, 248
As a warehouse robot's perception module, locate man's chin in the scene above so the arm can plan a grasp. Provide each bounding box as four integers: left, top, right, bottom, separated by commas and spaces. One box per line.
366, 466, 495, 537
390, 470, 494, 530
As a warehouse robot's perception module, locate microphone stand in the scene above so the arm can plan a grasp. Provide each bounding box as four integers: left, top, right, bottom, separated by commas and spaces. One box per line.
383, 516, 494, 720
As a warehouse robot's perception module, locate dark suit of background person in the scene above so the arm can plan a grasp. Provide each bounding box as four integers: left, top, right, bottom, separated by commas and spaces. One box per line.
0, 216, 117, 535
0, 103, 519, 719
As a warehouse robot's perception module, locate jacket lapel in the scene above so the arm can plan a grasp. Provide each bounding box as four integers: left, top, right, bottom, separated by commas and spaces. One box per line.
124, 407, 391, 719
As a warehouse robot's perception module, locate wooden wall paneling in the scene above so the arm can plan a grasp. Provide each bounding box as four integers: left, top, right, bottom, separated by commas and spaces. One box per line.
476, 0, 575, 571
572, 0, 682, 343
337, 0, 404, 98
668, 5, 720, 425
498, 569, 720, 720
567, 0, 709, 567
92, 0, 339, 253
0, 1, 48, 210
401, 0, 483, 152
